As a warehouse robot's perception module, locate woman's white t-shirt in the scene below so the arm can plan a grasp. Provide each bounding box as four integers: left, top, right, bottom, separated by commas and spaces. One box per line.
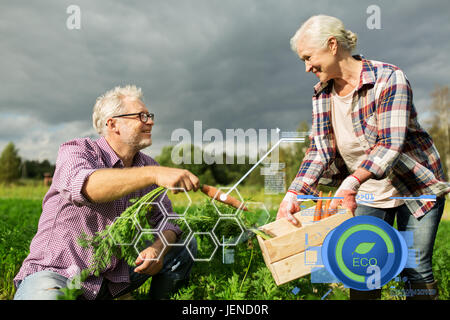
330, 84, 403, 208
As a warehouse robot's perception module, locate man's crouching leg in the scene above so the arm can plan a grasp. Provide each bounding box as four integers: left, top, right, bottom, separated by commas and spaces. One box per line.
148, 236, 198, 300
13, 270, 69, 300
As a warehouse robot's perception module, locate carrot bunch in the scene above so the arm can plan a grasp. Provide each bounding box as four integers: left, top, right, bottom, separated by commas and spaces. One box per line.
313, 191, 335, 221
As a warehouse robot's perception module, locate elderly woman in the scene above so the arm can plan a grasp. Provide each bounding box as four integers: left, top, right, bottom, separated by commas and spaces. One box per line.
277, 15, 449, 300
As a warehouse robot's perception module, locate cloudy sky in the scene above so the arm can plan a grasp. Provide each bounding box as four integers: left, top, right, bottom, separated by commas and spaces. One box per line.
1, 0, 449, 163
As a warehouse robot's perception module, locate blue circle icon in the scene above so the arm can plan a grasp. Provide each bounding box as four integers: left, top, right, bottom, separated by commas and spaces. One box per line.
321, 216, 408, 291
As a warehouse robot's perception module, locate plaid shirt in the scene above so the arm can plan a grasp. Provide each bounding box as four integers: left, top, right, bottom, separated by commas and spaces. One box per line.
14, 136, 182, 299
289, 56, 449, 218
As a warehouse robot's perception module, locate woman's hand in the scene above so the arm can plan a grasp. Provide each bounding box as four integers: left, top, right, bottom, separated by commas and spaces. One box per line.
276, 191, 301, 226
329, 175, 361, 214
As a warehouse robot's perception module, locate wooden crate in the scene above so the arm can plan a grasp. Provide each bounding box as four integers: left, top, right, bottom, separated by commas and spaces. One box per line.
256, 207, 353, 285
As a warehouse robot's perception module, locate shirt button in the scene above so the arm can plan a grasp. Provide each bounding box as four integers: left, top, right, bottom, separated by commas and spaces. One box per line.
93, 291, 97, 294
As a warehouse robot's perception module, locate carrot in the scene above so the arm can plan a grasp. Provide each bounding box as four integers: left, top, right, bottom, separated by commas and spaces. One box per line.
322, 191, 332, 219
201, 184, 248, 211
313, 191, 323, 221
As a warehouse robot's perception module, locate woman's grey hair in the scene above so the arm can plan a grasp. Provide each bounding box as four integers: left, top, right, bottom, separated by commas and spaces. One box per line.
92, 85, 143, 135
290, 15, 357, 54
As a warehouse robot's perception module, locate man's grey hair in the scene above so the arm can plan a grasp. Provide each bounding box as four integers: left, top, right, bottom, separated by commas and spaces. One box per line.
92, 85, 143, 135
290, 15, 357, 54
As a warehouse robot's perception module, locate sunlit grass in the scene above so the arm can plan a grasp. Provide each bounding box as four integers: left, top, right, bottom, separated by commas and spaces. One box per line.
0, 179, 49, 200
0, 183, 448, 300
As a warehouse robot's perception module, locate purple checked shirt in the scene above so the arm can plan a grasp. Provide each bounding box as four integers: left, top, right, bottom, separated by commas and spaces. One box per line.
14, 136, 182, 299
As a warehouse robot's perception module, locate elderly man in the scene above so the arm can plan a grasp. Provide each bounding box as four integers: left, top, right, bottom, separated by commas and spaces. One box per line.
14, 85, 200, 300
277, 15, 449, 300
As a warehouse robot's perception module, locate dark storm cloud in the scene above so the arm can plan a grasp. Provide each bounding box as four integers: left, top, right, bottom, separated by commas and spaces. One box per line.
0, 0, 449, 161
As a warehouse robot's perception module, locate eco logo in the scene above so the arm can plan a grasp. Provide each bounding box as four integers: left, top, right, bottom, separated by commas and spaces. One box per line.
321, 216, 408, 291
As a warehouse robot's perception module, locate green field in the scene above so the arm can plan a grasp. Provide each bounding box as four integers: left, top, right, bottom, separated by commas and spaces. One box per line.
1, 181, 449, 300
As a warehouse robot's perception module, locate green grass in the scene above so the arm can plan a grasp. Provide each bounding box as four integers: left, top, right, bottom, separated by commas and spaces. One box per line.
0, 184, 449, 300
431, 220, 450, 299
0, 198, 42, 299
0, 179, 49, 200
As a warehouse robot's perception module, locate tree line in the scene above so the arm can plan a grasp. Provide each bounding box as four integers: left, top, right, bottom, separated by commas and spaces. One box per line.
0, 143, 55, 184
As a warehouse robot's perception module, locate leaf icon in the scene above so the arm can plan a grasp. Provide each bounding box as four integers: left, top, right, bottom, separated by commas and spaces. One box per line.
353, 242, 376, 255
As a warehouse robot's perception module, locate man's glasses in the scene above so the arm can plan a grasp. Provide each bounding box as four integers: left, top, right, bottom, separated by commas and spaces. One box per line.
106, 112, 155, 126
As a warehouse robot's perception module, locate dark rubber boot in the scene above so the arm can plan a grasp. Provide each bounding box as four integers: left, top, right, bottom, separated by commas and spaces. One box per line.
349, 288, 381, 300
405, 280, 439, 300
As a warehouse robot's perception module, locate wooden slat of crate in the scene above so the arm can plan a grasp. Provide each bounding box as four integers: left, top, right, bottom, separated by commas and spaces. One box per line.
257, 235, 323, 286
258, 209, 315, 238
262, 211, 353, 263
256, 234, 281, 284
271, 250, 322, 285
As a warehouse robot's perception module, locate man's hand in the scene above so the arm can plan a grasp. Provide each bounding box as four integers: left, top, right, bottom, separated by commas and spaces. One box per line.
134, 246, 164, 275
134, 230, 176, 275
276, 191, 301, 226
150, 166, 200, 194
329, 175, 361, 214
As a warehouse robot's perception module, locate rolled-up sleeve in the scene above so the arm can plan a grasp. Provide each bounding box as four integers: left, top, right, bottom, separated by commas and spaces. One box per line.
288, 133, 325, 196
53, 140, 99, 207
359, 69, 411, 179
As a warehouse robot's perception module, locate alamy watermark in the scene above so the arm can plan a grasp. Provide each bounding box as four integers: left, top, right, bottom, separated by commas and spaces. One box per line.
66, 5, 81, 30
171, 121, 280, 165
366, 5, 381, 30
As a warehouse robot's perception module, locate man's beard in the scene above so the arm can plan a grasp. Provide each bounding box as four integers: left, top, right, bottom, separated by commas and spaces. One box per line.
121, 126, 152, 151
124, 135, 152, 151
